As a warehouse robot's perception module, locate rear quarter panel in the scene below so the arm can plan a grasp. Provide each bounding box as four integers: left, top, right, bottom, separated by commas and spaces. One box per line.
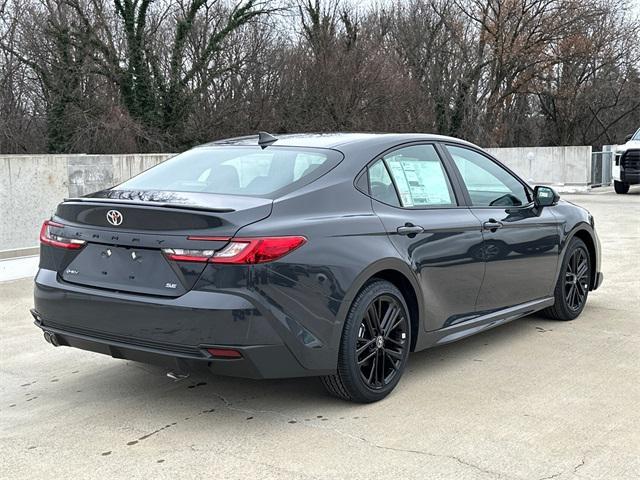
216, 174, 412, 372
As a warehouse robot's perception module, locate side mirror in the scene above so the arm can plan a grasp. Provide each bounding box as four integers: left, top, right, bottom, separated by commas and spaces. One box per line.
534, 186, 559, 207
625, 134, 633, 142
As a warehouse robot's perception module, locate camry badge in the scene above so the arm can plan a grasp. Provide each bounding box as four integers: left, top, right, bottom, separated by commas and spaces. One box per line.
106, 210, 123, 226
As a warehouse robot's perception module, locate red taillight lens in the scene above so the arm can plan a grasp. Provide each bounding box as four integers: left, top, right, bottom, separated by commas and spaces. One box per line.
40, 220, 86, 250
211, 236, 307, 264
162, 236, 306, 264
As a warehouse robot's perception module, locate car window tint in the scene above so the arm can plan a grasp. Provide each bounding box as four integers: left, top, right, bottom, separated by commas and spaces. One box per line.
293, 153, 328, 181
221, 153, 271, 188
446, 145, 530, 207
368, 159, 400, 206
118, 147, 335, 196
383, 145, 455, 207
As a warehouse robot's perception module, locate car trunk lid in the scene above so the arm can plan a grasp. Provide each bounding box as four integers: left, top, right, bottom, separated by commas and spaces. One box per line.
48, 190, 271, 297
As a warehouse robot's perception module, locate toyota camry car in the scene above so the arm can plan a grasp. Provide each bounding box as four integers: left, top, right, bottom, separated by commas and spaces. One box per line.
32, 132, 603, 402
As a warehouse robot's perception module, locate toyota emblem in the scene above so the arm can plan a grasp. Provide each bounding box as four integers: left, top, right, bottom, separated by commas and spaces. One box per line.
106, 210, 123, 226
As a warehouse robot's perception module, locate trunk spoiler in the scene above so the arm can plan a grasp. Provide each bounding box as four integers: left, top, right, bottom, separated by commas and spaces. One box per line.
63, 197, 235, 213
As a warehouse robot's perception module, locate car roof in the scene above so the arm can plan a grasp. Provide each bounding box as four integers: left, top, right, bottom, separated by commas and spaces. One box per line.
202, 132, 477, 150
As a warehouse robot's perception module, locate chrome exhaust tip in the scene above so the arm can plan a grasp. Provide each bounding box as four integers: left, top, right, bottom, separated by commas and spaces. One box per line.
166, 371, 190, 381
43, 331, 60, 347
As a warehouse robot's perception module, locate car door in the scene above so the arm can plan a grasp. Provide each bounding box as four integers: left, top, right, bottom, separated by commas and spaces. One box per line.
443, 144, 562, 312
367, 143, 485, 331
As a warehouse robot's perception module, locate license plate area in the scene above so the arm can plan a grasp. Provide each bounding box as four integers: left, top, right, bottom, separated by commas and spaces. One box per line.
62, 244, 190, 297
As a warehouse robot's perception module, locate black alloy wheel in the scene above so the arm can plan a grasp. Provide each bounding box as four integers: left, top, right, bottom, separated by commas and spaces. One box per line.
543, 237, 591, 321
564, 247, 590, 312
321, 280, 411, 402
356, 294, 408, 390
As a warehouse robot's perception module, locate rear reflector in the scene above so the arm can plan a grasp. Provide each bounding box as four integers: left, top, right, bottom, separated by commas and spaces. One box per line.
163, 236, 306, 264
40, 220, 86, 250
207, 348, 242, 359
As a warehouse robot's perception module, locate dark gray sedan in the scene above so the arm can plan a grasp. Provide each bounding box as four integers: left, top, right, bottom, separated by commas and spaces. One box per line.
33, 133, 603, 402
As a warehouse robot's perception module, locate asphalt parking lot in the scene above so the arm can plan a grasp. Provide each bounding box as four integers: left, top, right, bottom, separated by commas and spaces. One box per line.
1, 190, 639, 480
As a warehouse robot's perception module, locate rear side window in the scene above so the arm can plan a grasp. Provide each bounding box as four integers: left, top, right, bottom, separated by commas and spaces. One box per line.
117, 146, 337, 196
368, 159, 400, 206
383, 145, 456, 207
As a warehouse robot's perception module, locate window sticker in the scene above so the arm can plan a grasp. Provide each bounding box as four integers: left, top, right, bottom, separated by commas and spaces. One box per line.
386, 157, 453, 207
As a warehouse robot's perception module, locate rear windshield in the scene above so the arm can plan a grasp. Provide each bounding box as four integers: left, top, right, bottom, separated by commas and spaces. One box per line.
116, 146, 341, 196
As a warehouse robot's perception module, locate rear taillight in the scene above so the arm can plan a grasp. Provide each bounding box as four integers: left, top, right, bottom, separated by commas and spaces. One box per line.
163, 236, 306, 264
162, 248, 215, 263
212, 236, 306, 264
40, 220, 86, 250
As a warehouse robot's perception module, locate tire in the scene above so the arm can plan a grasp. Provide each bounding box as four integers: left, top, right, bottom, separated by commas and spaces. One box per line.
542, 238, 591, 321
321, 280, 411, 403
614, 180, 630, 194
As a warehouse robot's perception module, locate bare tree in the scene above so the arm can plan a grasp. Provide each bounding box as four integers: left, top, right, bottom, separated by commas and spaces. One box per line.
0, 0, 638, 153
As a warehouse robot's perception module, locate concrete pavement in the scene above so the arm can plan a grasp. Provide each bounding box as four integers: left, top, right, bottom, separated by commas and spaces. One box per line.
1, 191, 639, 479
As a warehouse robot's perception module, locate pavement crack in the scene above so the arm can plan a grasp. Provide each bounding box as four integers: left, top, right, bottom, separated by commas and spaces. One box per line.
538, 472, 562, 480
536, 453, 588, 480
573, 454, 587, 474
354, 438, 509, 479
209, 391, 297, 422
207, 391, 509, 478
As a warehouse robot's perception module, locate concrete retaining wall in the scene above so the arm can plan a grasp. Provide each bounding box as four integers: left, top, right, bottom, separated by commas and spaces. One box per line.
0, 145, 592, 257
486, 146, 592, 185
0, 154, 172, 256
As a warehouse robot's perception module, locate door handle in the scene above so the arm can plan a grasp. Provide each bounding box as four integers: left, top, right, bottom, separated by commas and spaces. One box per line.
482, 219, 503, 231
397, 224, 424, 236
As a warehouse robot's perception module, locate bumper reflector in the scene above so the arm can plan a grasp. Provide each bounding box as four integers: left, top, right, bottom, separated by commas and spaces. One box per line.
207, 348, 243, 359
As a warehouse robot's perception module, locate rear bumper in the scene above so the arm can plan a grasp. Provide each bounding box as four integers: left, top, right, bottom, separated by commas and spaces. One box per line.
619, 171, 640, 184
32, 310, 304, 379
33, 268, 336, 378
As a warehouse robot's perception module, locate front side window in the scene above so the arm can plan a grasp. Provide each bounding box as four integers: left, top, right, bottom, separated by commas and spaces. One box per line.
446, 145, 530, 207
383, 145, 456, 207
117, 146, 336, 197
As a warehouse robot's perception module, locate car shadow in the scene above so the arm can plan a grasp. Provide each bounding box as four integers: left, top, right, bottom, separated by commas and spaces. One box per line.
405, 314, 541, 372
36, 313, 554, 418
611, 186, 640, 195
